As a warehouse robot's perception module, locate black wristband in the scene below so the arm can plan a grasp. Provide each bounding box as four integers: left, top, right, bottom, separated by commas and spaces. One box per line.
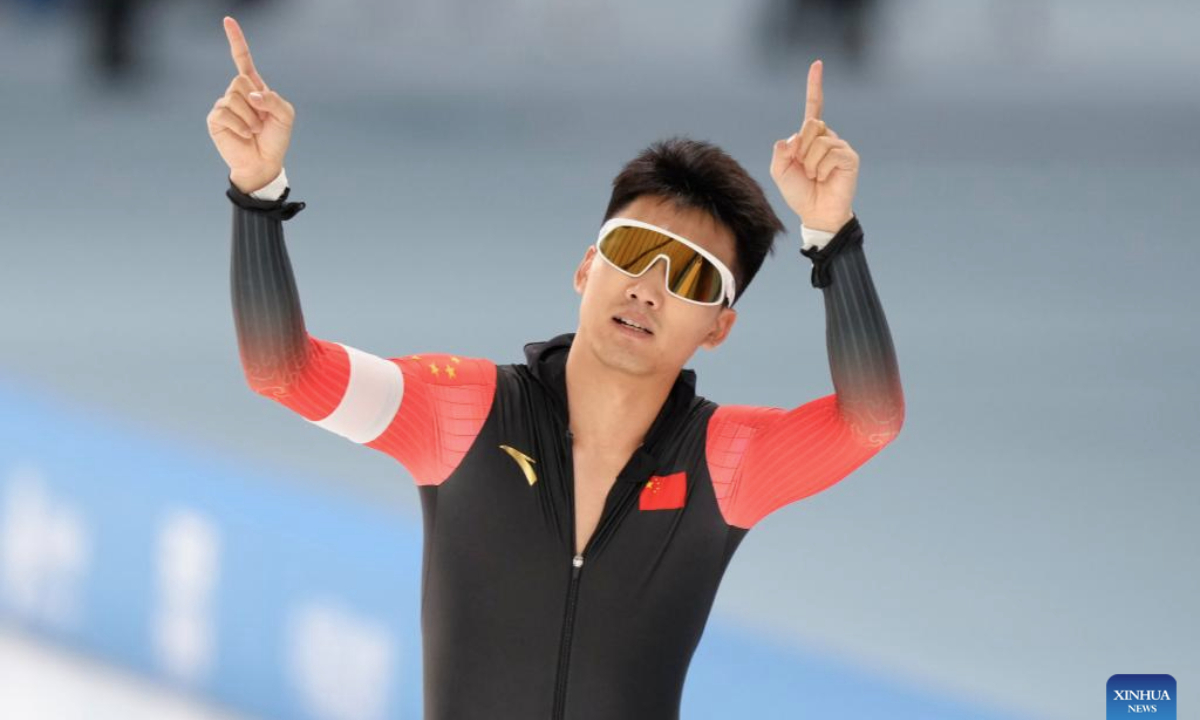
225, 177, 307, 221
799, 214, 863, 288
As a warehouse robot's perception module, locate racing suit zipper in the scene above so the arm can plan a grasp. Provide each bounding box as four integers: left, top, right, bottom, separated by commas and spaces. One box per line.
552, 552, 584, 720
553, 426, 583, 720
553, 426, 622, 720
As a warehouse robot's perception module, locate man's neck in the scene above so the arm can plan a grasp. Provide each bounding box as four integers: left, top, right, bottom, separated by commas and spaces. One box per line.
564, 335, 676, 456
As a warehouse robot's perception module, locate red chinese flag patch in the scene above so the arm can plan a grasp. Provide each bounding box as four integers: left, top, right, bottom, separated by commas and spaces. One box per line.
639, 471, 687, 511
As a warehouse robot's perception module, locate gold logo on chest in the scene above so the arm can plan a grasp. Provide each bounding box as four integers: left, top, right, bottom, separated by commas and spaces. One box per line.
498, 444, 538, 486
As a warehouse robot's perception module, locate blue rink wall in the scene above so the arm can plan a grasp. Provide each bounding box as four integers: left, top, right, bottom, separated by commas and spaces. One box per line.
0, 378, 1022, 720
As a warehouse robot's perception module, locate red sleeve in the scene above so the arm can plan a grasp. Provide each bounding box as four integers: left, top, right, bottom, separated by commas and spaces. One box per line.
247, 335, 495, 487
705, 393, 899, 529
365, 353, 496, 487
245, 335, 351, 420
229, 200, 496, 487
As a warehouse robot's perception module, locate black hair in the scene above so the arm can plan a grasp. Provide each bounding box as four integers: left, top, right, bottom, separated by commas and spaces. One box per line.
602, 135, 787, 308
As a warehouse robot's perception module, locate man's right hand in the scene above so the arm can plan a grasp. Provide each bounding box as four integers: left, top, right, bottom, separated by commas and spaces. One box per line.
207, 16, 295, 195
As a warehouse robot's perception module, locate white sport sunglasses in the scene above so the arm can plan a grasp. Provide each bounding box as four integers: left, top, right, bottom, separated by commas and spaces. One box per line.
594, 218, 737, 307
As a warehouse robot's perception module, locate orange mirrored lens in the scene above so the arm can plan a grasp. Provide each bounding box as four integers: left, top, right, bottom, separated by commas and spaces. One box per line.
598, 226, 726, 304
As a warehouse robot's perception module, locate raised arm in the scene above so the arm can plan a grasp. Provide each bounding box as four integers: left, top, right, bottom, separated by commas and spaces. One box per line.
208, 16, 339, 411
209, 17, 495, 486
707, 216, 904, 528
227, 174, 319, 406
706, 60, 905, 530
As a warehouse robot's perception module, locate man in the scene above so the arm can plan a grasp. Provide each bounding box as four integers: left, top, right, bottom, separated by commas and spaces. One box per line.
208, 15, 904, 720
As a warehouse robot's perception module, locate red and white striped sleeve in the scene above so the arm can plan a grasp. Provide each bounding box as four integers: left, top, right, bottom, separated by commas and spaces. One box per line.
228, 183, 494, 486
248, 337, 496, 487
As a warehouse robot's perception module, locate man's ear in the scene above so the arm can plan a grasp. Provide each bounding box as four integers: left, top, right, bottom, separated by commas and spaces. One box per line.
574, 246, 596, 295
699, 306, 737, 350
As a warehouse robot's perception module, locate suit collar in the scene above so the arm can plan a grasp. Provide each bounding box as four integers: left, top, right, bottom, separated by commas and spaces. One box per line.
522, 332, 698, 482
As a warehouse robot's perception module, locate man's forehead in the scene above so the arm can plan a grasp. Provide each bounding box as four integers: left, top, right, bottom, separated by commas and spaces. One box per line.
615, 196, 737, 269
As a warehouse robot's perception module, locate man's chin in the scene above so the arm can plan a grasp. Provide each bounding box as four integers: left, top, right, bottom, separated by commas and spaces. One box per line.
588, 329, 659, 375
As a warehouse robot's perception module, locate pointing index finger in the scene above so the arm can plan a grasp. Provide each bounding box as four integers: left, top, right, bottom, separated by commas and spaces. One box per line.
223, 16, 266, 91
804, 59, 823, 122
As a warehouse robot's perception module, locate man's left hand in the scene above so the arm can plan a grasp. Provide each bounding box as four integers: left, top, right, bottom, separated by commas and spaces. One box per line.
769, 60, 859, 233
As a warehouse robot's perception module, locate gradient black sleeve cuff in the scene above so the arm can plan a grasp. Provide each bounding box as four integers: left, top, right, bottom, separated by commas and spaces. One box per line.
799, 214, 864, 288
225, 177, 307, 221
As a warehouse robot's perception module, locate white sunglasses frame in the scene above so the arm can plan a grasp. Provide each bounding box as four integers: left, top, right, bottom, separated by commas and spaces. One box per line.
593, 218, 737, 307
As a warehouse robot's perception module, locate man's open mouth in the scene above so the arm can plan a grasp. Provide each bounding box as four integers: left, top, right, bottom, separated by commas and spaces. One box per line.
613, 316, 653, 335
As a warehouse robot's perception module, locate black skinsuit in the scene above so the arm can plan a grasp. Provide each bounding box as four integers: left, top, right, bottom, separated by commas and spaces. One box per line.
226, 180, 905, 719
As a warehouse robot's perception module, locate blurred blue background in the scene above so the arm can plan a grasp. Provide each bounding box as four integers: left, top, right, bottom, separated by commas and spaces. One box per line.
1, 0, 1197, 718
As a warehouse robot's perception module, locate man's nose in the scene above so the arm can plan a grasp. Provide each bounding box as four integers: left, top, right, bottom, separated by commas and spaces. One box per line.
627, 257, 667, 305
